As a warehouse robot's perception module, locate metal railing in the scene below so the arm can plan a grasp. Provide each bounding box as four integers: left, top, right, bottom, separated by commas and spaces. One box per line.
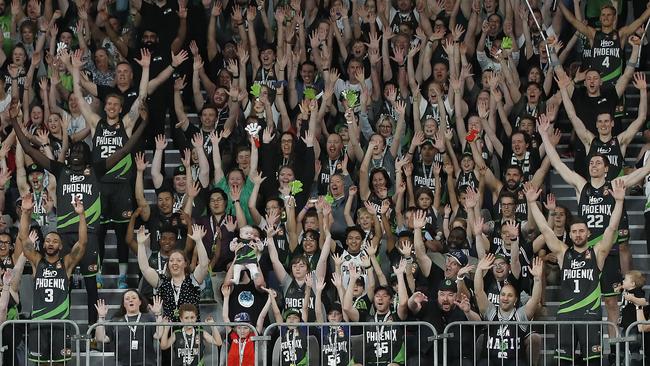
261, 321, 438, 366
0, 319, 82, 366
85, 321, 258, 366
624, 321, 650, 366
443, 320, 619, 366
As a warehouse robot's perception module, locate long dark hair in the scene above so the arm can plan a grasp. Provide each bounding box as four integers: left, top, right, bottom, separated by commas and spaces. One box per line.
113, 289, 150, 318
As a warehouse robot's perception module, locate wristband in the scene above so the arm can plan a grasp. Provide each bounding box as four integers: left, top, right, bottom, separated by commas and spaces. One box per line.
322, 68, 330, 72
364, 265, 372, 269
444, 216, 450, 220
233, 200, 240, 204
171, 65, 177, 70
627, 61, 637, 68
232, 74, 239, 78
41, 143, 50, 147
456, 276, 465, 282
637, 305, 644, 310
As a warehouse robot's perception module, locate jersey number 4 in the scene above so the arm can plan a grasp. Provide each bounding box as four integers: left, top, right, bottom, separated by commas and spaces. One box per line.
602, 57, 610, 68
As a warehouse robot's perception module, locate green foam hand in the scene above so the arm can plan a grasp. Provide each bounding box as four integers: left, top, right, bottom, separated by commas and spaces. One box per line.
324, 193, 334, 205
304, 87, 317, 100
250, 83, 262, 98
342, 89, 358, 108
501, 37, 512, 50
289, 180, 304, 195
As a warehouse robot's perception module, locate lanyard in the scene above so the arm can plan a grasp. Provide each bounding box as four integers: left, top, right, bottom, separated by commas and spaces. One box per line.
372, 146, 387, 169
328, 158, 339, 176
373, 312, 391, 340
124, 313, 141, 337
285, 328, 298, 364
157, 253, 167, 274
182, 327, 197, 364
239, 337, 247, 365
328, 326, 339, 348
421, 163, 433, 181
210, 215, 223, 243
172, 279, 182, 307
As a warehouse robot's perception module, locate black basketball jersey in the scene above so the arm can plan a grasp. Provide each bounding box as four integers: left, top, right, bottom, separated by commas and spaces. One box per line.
321, 325, 351, 366
578, 181, 625, 247
363, 312, 405, 365
32, 258, 69, 320
280, 327, 308, 366
54, 163, 101, 233
284, 279, 316, 321
413, 163, 437, 193
456, 170, 479, 191
588, 30, 623, 83
557, 247, 601, 318
486, 306, 528, 361
172, 327, 205, 366
92, 118, 132, 183
587, 136, 624, 181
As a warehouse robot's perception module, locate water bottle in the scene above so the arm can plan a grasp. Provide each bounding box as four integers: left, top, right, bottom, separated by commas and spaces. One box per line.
72, 267, 83, 289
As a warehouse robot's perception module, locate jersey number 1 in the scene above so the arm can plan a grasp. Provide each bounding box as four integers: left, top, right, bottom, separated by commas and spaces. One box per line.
573, 279, 580, 293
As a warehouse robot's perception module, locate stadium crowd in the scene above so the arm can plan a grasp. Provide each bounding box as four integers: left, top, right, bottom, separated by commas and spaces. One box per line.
0, 0, 648, 364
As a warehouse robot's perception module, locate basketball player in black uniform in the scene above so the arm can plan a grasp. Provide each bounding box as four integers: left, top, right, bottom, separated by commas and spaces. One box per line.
12, 101, 149, 325
71, 49, 150, 289
17, 195, 87, 365
539, 116, 650, 340
559, 2, 650, 84
526, 178, 626, 365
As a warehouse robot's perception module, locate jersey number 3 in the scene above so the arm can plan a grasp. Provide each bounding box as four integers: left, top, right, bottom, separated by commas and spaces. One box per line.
44, 288, 54, 302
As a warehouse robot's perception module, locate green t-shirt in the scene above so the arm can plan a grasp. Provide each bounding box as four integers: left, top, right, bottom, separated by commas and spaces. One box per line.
215, 177, 254, 224
0, 15, 13, 55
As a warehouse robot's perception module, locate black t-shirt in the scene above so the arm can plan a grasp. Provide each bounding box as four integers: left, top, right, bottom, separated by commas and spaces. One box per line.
571, 86, 619, 135
228, 281, 268, 325
144, 205, 187, 251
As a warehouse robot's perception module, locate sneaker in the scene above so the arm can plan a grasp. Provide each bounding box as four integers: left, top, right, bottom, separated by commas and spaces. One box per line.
117, 274, 128, 289
95, 273, 104, 289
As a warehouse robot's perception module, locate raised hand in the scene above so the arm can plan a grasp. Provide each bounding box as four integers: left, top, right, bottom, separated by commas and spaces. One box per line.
610, 178, 626, 201
135, 151, 147, 172
155, 134, 168, 151
190, 224, 206, 242
135, 48, 151, 68
530, 257, 543, 278
136, 225, 150, 243
477, 253, 495, 271
412, 209, 426, 228
544, 193, 556, 211
633, 72, 647, 90
95, 299, 109, 319
72, 196, 84, 215
523, 184, 541, 203
150, 296, 163, 315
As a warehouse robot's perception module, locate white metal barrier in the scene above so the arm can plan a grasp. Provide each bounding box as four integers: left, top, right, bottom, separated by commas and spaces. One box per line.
443, 320, 620, 366
624, 321, 650, 366
260, 321, 439, 366
0, 319, 82, 366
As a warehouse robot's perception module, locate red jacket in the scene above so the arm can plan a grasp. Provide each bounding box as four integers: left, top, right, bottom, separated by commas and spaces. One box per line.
227, 331, 255, 366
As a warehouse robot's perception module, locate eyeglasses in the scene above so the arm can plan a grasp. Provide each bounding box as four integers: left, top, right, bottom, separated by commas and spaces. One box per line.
0, 240, 11, 245
494, 263, 507, 269
210, 197, 225, 203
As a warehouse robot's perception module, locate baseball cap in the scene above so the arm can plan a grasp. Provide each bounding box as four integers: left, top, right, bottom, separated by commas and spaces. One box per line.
494, 254, 510, 264
282, 308, 301, 321
234, 312, 251, 322
422, 138, 434, 146
447, 250, 468, 267
173, 165, 187, 177
439, 278, 457, 293
26, 163, 44, 175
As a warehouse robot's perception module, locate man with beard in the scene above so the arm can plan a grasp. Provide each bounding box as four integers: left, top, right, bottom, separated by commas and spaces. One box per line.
474, 137, 550, 223
539, 117, 650, 340
12, 99, 149, 324
20, 196, 86, 365
72, 49, 151, 289
526, 178, 625, 365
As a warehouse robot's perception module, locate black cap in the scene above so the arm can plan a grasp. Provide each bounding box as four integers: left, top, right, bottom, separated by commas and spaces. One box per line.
26, 163, 44, 175
173, 165, 187, 177
439, 278, 457, 293
447, 250, 469, 267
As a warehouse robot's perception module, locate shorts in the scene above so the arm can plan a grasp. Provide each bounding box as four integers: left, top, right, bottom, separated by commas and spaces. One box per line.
555, 320, 604, 362
601, 254, 622, 297
27, 323, 73, 363
99, 181, 134, 223
60, 232, 99, 276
